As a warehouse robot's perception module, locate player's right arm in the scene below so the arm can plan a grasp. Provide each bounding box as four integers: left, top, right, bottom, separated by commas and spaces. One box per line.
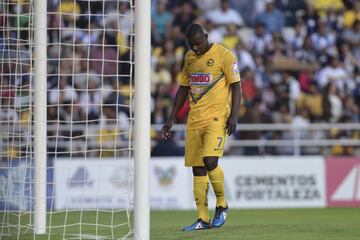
162, 53, 191, 140
161, 86, 189, 140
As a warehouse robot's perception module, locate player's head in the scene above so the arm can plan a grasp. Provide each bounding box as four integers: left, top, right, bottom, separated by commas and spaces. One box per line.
186, 23, 209, 56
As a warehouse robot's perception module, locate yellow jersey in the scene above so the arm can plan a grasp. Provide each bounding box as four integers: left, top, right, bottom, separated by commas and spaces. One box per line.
180, 43, 241, 129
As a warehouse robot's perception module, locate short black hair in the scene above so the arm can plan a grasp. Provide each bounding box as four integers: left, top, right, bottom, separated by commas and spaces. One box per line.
186, 23, 205, 38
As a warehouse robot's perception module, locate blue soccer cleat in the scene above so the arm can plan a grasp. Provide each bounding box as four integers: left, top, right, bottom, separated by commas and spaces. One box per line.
182, 219, 212, 231
212, 205, 229, 228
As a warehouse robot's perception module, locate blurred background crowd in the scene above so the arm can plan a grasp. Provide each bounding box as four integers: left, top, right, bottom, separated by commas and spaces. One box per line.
151, 0, 360, 124
150, 0, 360, 156
0, 0, 360, 158
1, 0, 134, 158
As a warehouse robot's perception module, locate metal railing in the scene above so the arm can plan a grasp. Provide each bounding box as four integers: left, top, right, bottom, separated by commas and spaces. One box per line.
152, 123, 360, 156
1, 123, 360, 156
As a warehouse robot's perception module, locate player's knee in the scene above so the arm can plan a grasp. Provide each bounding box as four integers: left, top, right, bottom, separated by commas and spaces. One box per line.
203, 157, 218, 171
192, 166, 207, 176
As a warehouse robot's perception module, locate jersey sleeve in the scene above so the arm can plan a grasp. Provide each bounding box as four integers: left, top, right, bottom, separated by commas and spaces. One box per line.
179, 53, 190, 86
222, 50, 241, 84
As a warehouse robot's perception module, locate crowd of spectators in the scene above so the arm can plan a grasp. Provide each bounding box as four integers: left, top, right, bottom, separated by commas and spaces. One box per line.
150, 0, 360, 156
1, 0, 360, 157
1, 0, 133, 158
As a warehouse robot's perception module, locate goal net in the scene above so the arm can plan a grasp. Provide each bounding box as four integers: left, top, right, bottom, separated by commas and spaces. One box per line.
0, 0, 135, 239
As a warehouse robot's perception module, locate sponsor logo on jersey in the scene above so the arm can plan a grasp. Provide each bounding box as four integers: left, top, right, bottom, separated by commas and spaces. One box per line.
232, 61, 239, 74
191, 87, 203, 94
189, 73, 224, 103
207, 58, 214, 66
189, 73, 212, 86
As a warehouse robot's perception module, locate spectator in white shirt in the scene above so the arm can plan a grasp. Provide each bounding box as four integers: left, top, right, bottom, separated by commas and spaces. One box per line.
284, 72, 301, 101
99, 100, 130, 137
289, 20, 307, 51
292, 108, 310, 139
249, 22, 273, 55
194, 0, 220, 12
205, 20, 225, 44
322, 82, 343, 122
318, 56, 348, 95
205, 0, 244, 27
235, 41, 256, 71
311, 21, 336, 53
48, 76, 78, 105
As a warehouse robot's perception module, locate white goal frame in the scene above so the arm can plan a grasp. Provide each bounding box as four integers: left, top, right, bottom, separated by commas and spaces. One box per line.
33, 0, 47, 235
134, 0, 151, 240
32, 0, 151, 239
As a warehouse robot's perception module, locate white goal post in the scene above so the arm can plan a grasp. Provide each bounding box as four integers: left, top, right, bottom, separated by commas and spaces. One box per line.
134, 0, 151, 239
33, 0, 47, 235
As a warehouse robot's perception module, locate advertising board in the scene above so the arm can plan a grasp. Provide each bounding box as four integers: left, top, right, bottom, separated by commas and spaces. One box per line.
218, 157, 326, 208
54, 157, 327, 209
326, 157, 360, 207
54, 159, 132, 209
0, 159, 32, 210
150, 158, 193, 209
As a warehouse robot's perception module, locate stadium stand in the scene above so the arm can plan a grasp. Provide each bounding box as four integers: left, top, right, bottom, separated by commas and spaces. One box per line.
1, 0, 359, 157
150, 0, 360, 156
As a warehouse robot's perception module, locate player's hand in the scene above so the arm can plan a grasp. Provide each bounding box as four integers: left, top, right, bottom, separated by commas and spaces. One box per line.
226, 115, 237, 136
161, 120, 173, 140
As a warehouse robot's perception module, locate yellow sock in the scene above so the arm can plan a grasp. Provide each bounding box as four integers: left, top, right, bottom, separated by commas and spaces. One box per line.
208, 166, 226, 207
193, 176, 209, 222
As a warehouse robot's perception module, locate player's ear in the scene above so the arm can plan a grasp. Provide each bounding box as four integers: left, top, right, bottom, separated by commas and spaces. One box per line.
204, 33, 208, 40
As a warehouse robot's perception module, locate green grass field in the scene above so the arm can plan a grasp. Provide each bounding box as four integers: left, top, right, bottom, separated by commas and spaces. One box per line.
1, 208, 360, 239
152, 208, 360, 240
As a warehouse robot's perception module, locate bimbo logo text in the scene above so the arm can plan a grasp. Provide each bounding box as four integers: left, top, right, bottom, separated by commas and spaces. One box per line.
190, 73, 211, 86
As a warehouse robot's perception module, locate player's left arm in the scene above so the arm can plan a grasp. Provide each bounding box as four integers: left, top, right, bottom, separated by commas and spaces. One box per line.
226, 82, 241, 136
222, 50, 241, 136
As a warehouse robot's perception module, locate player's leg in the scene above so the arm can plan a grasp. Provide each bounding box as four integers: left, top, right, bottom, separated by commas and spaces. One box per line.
202, 119, 229, 228
182, 166, 212, 231
203, 157, 226, 208
192, 166, 210, 223
203, 157, 229, 228
183, 128, 211, 231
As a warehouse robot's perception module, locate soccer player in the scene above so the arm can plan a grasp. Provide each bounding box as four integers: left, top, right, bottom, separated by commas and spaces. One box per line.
161, 23, 241, 231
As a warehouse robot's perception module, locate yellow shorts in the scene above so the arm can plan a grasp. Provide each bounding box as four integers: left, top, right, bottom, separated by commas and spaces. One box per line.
185, 119, 227, 167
